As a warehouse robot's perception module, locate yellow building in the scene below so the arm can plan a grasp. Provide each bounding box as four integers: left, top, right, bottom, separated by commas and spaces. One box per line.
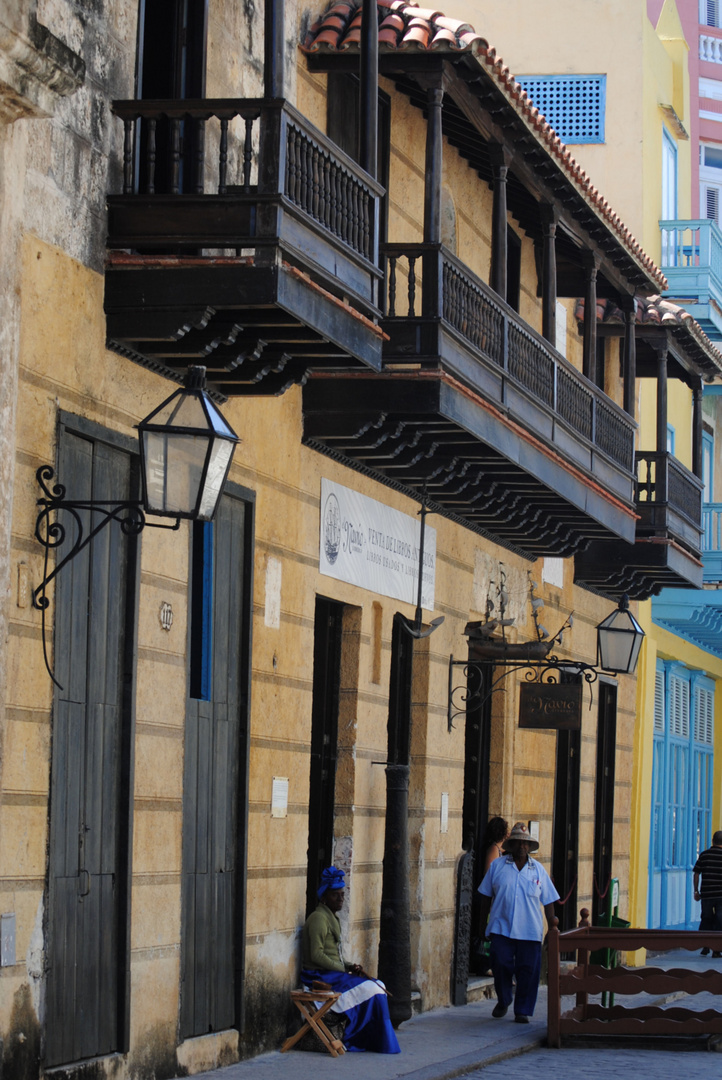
0, 2, 699, 1079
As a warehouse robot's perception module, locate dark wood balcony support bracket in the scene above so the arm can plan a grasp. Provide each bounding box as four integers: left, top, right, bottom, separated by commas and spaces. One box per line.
656, 341, 669, 454
541, 206, 558, 345
359, 0, 378, 179
265, 0, 284, 99
490, 143, 512, 304
582, 252, 600, 383
693, 375, 704, 480
621, 294, 637, 418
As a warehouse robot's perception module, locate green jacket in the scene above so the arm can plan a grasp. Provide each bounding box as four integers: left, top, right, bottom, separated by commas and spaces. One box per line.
301, 902, 345, 972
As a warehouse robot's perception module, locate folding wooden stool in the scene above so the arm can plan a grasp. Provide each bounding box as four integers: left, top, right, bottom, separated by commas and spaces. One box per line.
281, 989, 346, 1057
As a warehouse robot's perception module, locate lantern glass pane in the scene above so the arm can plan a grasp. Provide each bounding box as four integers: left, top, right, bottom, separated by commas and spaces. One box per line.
599, 628, 634, 673
197, 438, 234, 520
143, 431, 208, 515
152, 393, 208, 429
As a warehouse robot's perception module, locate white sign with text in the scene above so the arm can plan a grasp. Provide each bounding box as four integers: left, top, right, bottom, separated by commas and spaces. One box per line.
319, 478, 436, 610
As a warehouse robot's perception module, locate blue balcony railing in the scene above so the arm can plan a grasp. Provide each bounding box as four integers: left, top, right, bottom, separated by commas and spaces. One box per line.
702, 501, 722, 582
659, 219, 722, 340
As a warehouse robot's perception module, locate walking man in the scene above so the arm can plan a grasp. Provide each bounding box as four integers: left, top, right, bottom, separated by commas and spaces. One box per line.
478, 821, 559, 1023
693, 829, 722, 957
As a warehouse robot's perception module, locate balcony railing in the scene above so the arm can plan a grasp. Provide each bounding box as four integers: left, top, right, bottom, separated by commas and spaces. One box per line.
700, 32, 722, 64
658, 219, 722, 337
108, 98, 383, 309
383, 243, 635, 474
636, 451, 703, 554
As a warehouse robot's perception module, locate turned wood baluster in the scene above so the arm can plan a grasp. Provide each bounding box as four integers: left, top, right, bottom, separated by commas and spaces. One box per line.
243, 116, 254, 193
312, 145, 320, 220
319, 154, 328, 226
388, 256, 397, 317
351, 183, 360, 253
360, 193, 368, 260
123, 118, 134, 194
170, 117, 181, 194
328, 161, 337, 233
147, 118, 156, 194
194, 117, 205, 194
408, 256, 416, 317
218, 118, 228, 194
300, 133, 308, 208
286, 128, 297, 203
340, 173, 349, 244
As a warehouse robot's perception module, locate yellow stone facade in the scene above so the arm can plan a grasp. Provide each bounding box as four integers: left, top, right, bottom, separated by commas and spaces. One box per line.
0, 2, 658, 1077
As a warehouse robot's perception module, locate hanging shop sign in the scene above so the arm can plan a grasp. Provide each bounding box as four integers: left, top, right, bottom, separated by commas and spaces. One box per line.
319, 478, 436, 609
518, 681, 582, 730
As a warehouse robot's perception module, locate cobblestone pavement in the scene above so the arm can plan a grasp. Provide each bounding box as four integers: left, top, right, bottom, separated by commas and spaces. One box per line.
467, 1044, 722, 1078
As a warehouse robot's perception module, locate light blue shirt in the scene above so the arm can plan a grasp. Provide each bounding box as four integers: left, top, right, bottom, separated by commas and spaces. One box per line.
478, 854, 559, 942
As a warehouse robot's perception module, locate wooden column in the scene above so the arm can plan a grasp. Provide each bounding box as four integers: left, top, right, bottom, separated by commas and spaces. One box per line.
422, 80, 444, 319
264, 0, 284, 99
621, 295, 637, 418
693, 376, 704, 479
423, 84, 444, 243
583, 254, 600, 382
541, 207, 558, 344
656, 342, 669, 454
359, 0, 378, 179
490, 144, 511, 302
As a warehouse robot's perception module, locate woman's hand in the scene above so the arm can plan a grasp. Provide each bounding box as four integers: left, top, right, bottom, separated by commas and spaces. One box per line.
348, 963, 364, 976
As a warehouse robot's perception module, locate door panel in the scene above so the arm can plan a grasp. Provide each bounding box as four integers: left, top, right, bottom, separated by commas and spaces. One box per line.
46, 432, 136, 1066
181, 495, 247, 1038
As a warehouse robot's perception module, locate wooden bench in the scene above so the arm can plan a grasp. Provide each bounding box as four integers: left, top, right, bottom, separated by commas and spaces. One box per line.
280, 989, 346, 1057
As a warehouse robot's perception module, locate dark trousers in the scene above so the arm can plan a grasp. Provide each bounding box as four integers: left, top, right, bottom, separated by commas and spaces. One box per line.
700, 895, 722, 933
489, 934, 542, 1017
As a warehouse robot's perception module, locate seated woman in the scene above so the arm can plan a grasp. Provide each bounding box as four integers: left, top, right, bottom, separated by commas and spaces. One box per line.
301, 867, 400, 1054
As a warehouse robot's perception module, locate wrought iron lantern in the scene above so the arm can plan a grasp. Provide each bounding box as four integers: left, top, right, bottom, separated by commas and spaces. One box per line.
33, 365, 239, 686
596, 594, 645, 675
138, 365, 240, 521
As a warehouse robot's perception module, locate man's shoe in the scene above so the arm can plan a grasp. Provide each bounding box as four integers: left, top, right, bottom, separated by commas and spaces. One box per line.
701, 947, 710, 956
491, 1003, 508, 1018
514, 1015, 530, 1024
712, 951, 722, 958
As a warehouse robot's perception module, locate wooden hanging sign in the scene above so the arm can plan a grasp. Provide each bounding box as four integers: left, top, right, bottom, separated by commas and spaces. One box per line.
518, 681, 582, 729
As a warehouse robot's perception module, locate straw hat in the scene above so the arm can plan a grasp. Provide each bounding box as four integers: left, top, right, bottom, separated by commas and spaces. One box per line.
501, 821, 539, 853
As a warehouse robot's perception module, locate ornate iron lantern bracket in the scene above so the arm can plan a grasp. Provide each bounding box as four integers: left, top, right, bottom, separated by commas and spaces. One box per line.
33, 465, 181, 688
447, 653, 600, 732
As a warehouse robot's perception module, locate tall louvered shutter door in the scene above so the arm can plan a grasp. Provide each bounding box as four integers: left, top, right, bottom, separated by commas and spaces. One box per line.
46, 431, 136, 1065
706, 186, 719, 223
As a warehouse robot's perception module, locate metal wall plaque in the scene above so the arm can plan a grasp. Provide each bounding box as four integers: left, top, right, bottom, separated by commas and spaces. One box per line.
518, 681, 582, 729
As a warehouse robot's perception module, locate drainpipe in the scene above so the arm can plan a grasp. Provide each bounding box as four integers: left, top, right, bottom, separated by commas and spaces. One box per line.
264, 0, 284, 99
359, 0, 378, 178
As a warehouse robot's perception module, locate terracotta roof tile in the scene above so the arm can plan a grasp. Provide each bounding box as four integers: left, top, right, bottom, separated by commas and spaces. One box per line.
575, 296, 722, 374
301, 0, 666, 291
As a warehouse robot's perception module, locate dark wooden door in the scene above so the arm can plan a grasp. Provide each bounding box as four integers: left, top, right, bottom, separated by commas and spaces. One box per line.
552, 725, 581, 936
593, 682, 617, 923
461, 659, 492, 973
305, 598, 344, 916
181, 493, 248, 1038
46, 432, 137, 1066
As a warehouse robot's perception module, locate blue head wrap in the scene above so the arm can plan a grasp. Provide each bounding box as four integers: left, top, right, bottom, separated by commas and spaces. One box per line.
317, 866, 346, 899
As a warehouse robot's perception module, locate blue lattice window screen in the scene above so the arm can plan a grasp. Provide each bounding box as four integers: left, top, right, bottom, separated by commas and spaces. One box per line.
517, 75, 606, 144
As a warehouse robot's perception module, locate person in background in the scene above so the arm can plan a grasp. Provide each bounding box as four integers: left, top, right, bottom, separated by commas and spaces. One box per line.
301, 866, 400, 1053
694, 829, 722, 958
478, 821, 559, 1023
482, 816, 509, 875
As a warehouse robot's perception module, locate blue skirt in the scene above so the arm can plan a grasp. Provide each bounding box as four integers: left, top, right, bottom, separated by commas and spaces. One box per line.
301, 968, 401, 1053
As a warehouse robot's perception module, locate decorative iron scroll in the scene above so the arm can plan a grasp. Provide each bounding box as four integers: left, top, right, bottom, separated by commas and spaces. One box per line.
33, 465, 180, 689
447, 653, 599, 732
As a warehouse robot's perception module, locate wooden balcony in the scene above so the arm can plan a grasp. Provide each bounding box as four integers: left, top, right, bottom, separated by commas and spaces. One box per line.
104, 98, 385, 395
575, 451, 704, 598
302, 243, 639, 557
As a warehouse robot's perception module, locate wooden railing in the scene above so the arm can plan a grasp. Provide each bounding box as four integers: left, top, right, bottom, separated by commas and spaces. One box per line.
636, 451, 703, 527
382, 242, 634, 473
109, 98, 382, 265
702, 501, 722, 582
548, 924, 722, 1047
